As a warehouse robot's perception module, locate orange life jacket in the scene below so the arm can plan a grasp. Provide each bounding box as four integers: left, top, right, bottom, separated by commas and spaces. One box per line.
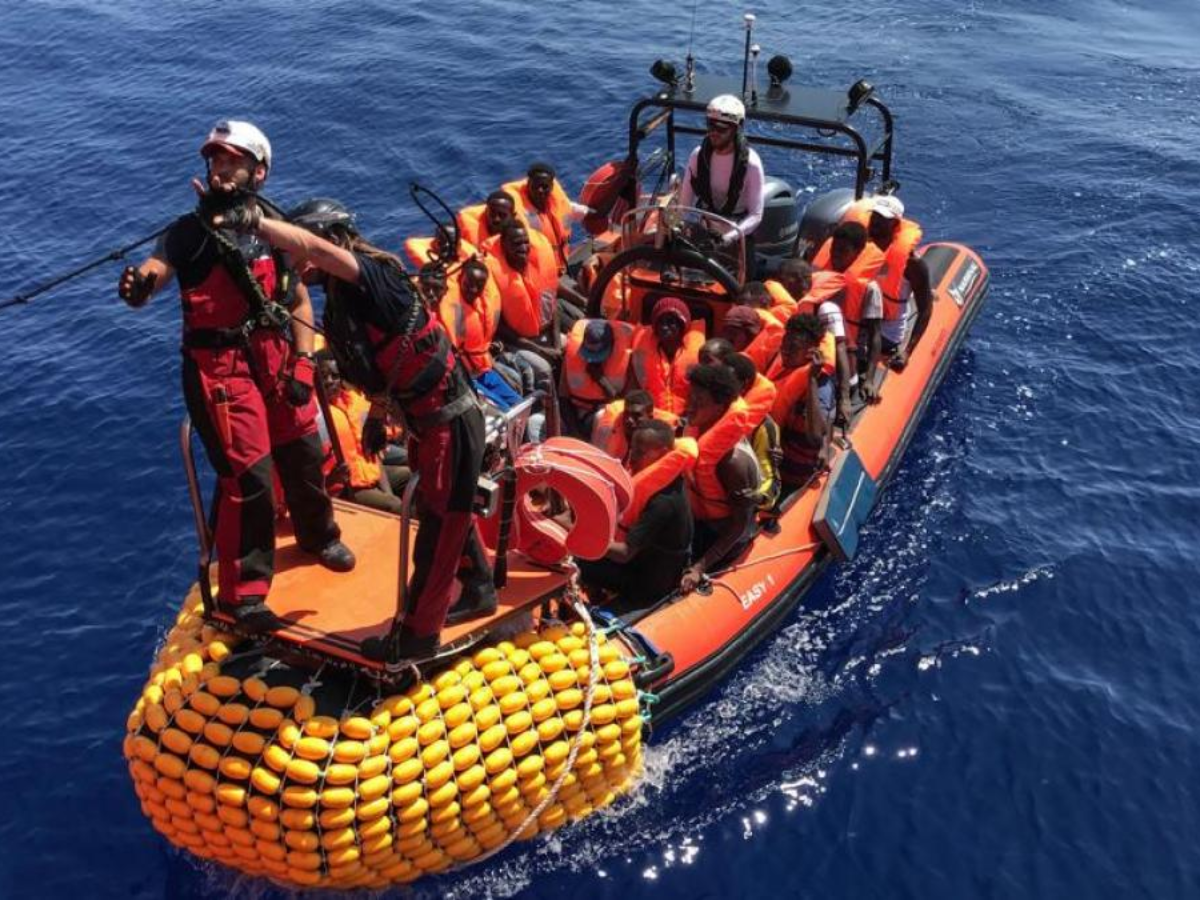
503, 178, 573, 271
437, 272, 503, 376
811, 243, 881, 347
325, 388, 381, 490
480, 230, 560, 339
741, 309, 785, 373
562, 318, 636, 406
630, 323, 706, 417
686, 397, 757, 521
811, 198, 922, 321
743, 372, 777, 426
404, 235, 478, 269
457, 195, 525, 248
875, 219, 923, 320
591, 399, 679, 464
764, 279, 797, 320
618, 437, 699, 530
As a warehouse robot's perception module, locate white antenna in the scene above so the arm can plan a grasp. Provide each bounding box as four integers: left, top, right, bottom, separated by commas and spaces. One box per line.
750, 43, 761, 106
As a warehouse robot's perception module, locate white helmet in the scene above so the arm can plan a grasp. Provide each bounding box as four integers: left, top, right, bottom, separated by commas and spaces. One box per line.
706, 94, 746, 126
200, 119, 272, 170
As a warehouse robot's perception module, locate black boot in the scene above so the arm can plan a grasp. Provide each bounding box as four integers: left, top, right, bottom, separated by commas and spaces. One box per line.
314, 539, 356, 572
361, 624, 440, 663
445, 577, 499, 625
229, 596, 279, 637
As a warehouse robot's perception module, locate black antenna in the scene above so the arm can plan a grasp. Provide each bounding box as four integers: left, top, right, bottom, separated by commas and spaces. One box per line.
685, 0, 699, 92
741, 13, 756, 100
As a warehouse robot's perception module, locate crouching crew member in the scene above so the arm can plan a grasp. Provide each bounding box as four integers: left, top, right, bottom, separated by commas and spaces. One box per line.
118, 120, 352, 635
232, 197, 496, 659
680, 364, 761, 593
578, 420, 695, 615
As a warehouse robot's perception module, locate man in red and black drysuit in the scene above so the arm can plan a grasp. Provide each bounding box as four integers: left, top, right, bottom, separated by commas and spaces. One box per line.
119, 120, 354, 635
231, 197, 496, 661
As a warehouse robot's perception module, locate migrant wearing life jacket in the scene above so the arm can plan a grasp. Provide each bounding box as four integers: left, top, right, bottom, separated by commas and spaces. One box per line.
437, 269, 503, 377
768, 351, 837, 477
630, 322, 706, 417
618, 437, 700, 531
810, 242, 883, 348
874, 219, 924, 321
686, 397, 759, 522
323, 387, 382, 491
504, 177, 573, 271
742, 309, 785, 374
562, 319, 636, 409
480, 230, 560, 339
812, 198, 922, 322
591, 398, 679, 465
458, 196, 525, 248
743, 372, 777, 425
691, 133, 751, 217
404, 234, 478, 270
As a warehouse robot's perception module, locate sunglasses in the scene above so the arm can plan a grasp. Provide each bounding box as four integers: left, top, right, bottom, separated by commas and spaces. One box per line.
707, 120, 736, 134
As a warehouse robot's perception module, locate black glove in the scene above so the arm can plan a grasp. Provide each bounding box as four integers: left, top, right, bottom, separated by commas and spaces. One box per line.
286, 355, 315, 407
362, 417, 388, 458
118, 266, 156, 307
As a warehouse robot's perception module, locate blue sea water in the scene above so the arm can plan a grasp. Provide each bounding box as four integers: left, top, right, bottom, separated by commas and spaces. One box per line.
2, 0, 1199, 897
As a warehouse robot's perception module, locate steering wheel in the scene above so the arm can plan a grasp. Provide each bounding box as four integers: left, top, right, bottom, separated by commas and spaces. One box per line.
585, 233, 742, 318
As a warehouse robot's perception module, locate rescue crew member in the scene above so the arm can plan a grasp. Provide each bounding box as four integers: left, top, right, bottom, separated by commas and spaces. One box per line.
767, 257, 852, 422
233, 197, 496, 659
457, 189, 521, 248
680, 363, 761, 593
316, 352, 409, 515
117, 120, 352, 635
822, 222, 885, 402
577, 420, 694, 614
590, 389, 675, 465
768, 313, 836, 491
561, 319, 635, 438
677, 94, 766, 272
504, 162, 591, 271
629, 296, 705, 417
866, 196, 933, 370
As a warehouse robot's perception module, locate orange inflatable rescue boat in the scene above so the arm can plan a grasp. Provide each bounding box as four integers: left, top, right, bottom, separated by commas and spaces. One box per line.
123, 36, 988, 891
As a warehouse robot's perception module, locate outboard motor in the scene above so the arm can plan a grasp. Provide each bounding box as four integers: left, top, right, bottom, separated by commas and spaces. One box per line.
753, 177, 801, 276
797, 188, 857, 259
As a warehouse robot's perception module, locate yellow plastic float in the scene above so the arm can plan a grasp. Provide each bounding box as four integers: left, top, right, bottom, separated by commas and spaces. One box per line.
123, 587, 644, 890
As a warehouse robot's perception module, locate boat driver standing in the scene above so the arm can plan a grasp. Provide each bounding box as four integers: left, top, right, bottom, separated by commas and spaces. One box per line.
677, 94, 767, 275
117, 120, 354, 636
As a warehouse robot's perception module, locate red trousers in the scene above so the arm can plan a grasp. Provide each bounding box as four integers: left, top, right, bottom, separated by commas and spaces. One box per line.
403, 404, 485, 637
183, 339, 338, 605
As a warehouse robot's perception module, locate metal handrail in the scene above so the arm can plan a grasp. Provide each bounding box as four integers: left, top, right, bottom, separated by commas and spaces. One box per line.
179, 417, 215, 615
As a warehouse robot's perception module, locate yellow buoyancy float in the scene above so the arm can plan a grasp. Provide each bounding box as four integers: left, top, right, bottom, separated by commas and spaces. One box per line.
124, 587, 644, 890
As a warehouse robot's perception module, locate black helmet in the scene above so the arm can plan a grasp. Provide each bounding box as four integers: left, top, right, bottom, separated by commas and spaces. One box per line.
288, 197, 357, 237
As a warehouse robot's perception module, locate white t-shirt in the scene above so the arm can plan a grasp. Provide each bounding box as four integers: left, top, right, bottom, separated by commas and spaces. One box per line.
817, 299, 845, 340
678, 144, 766, 238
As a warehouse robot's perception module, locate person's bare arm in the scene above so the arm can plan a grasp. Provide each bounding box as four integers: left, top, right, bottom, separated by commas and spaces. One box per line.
290, 282, 317, 354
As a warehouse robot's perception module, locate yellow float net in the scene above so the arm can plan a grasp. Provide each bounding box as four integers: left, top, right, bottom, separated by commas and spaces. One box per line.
124, 587, 644, 890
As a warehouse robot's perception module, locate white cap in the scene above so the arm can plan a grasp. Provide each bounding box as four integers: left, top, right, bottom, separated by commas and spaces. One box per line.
872, 195, 905, 220
706, 94, 746, 126
201, 120, 272, 170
